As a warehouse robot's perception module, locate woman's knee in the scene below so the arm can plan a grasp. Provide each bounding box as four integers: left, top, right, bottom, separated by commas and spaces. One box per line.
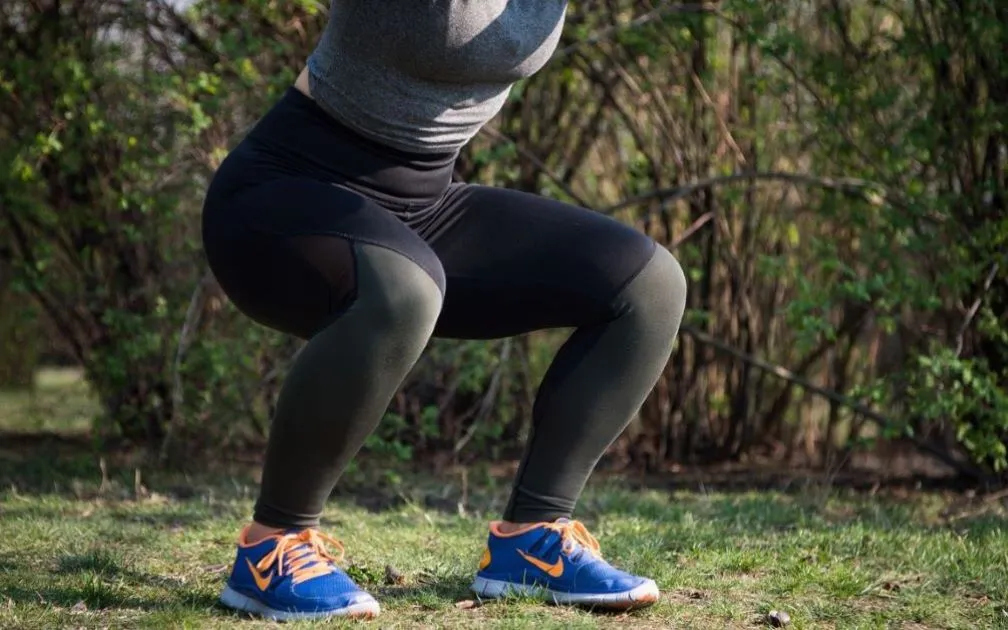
650, 245, 688, 311
353, 243, 444, 336
618, 244, 688, 336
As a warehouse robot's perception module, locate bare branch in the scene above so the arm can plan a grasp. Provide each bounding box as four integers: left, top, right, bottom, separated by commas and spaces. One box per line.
689, 71, 747, 165
160, 269, 212, 462
670, 211, 715, 248
602, 170, 889, 215
453, 339, 513, 456
680, 324, 981, 477
554, 2, 723, 60
955, 262, 1001, 357
479, 125, 591, 208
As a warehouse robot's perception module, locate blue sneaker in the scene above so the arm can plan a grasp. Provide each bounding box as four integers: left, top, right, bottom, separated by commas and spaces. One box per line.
471, 518, 659, 610
220, 526, 380, 621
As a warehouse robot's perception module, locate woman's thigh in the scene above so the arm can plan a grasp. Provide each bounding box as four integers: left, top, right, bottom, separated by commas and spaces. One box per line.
427, 184, 657, 339
202, 174, 444, 339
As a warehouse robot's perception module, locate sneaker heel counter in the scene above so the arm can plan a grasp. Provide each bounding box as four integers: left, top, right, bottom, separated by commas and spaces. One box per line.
227, 549, 253, 588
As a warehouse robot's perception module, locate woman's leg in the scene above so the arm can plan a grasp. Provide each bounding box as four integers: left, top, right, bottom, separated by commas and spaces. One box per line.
202, 175, 444, 619
425, 184, 687, 608
428, 184, 687, 521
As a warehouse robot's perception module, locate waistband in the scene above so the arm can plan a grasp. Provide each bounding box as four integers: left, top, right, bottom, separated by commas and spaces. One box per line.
245, 88, 458, 206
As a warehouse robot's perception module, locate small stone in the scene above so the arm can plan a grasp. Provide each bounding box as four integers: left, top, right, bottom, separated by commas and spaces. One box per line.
768, 610, 791, 627
455, 599, 481, 610
70, 601, 88, 613
384, 564, 405, 585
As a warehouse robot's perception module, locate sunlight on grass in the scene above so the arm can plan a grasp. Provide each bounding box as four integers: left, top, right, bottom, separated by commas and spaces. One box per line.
0, 468, 1006, 629
1, 371, 1006, 628
0, 367, 97, 434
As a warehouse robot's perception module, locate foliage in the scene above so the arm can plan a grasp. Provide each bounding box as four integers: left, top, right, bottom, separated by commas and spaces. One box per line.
0, 265, 39, 389
1, 0, 1005, 478
2, 4, 188, 440
0, 1, 314, 447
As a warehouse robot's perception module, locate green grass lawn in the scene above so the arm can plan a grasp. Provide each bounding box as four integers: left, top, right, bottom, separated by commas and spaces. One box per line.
1, 370, 1006, 629
2, 462, 1006, 629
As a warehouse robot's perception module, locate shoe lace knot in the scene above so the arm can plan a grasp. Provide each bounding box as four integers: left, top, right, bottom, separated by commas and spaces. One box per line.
546, 519, 602, 558
255, 529, 345, 585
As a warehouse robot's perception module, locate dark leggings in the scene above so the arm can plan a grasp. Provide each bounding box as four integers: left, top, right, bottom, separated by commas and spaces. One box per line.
202, 89, 687, 527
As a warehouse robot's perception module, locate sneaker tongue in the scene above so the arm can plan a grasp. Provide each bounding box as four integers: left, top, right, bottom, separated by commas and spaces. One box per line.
286, 542, 325, 571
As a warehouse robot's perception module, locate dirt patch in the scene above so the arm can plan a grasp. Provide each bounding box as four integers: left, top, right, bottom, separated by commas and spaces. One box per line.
667, 588, 709, 603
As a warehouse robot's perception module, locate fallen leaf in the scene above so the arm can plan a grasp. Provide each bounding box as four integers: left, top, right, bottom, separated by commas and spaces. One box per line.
416, 570, 437, 585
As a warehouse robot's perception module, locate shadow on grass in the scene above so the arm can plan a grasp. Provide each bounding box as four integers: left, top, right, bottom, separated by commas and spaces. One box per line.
3, 583, 220, 613
0, 500, 238, 533
0, 436, 104, 493
374, 575, 473, 604
3, 549, 220, 612
373, 580, 653, 618
582, 484, 1008, 544
3, 432, 1002, 547
54, 550, 193, 592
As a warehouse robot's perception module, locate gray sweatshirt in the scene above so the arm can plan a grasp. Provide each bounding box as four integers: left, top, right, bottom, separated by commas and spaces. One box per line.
307, 1, 568, 153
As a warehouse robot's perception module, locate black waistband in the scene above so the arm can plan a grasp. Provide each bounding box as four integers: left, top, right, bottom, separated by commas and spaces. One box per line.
245, 88, 458, 206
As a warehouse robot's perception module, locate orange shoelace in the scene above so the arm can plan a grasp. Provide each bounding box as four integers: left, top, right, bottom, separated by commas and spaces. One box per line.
544, 519, 603, 557
253, 529, 345, 585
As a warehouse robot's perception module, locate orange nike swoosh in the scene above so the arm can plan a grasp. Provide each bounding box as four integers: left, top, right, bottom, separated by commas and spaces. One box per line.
245, 558, 273, 591
517, 550, 564, 578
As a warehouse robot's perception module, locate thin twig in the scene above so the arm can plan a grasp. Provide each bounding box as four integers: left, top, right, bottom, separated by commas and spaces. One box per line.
554, 2, 723, 60
690, 71, 747, 164
955, 262, 1000, 357
453, 339, 513, 455
160, 269, 212, 461
602, 170, 887, 215
680, 324, 976, 477
261, 342, 306, 385
670, 211, 715, 248
479, 126, 591, 208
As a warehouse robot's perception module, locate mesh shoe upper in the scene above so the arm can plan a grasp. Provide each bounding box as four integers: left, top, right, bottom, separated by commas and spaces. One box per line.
476, 518, 649, 594
227, 527, 374, 612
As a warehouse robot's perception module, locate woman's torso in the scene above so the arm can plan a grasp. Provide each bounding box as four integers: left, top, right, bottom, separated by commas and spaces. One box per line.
305, 0, 568, 153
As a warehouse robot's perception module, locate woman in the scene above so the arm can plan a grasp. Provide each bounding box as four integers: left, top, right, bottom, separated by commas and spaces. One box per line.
202, 0, 687, 621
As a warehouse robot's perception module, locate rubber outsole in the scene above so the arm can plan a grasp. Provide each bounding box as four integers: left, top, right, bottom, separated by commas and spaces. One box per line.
220, 585, 380, 621
470, 576, 660, 611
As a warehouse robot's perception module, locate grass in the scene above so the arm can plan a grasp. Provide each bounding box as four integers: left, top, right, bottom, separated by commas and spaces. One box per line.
0, 367, 97, 434
1, 370, 1006, 629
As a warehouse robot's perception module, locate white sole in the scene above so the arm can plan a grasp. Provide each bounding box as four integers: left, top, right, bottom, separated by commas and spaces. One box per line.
220, 585, 380, 621
470, 576, 660, 609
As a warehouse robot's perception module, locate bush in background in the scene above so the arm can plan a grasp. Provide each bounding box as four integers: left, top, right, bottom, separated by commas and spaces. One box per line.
1, 0, 1004, 480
